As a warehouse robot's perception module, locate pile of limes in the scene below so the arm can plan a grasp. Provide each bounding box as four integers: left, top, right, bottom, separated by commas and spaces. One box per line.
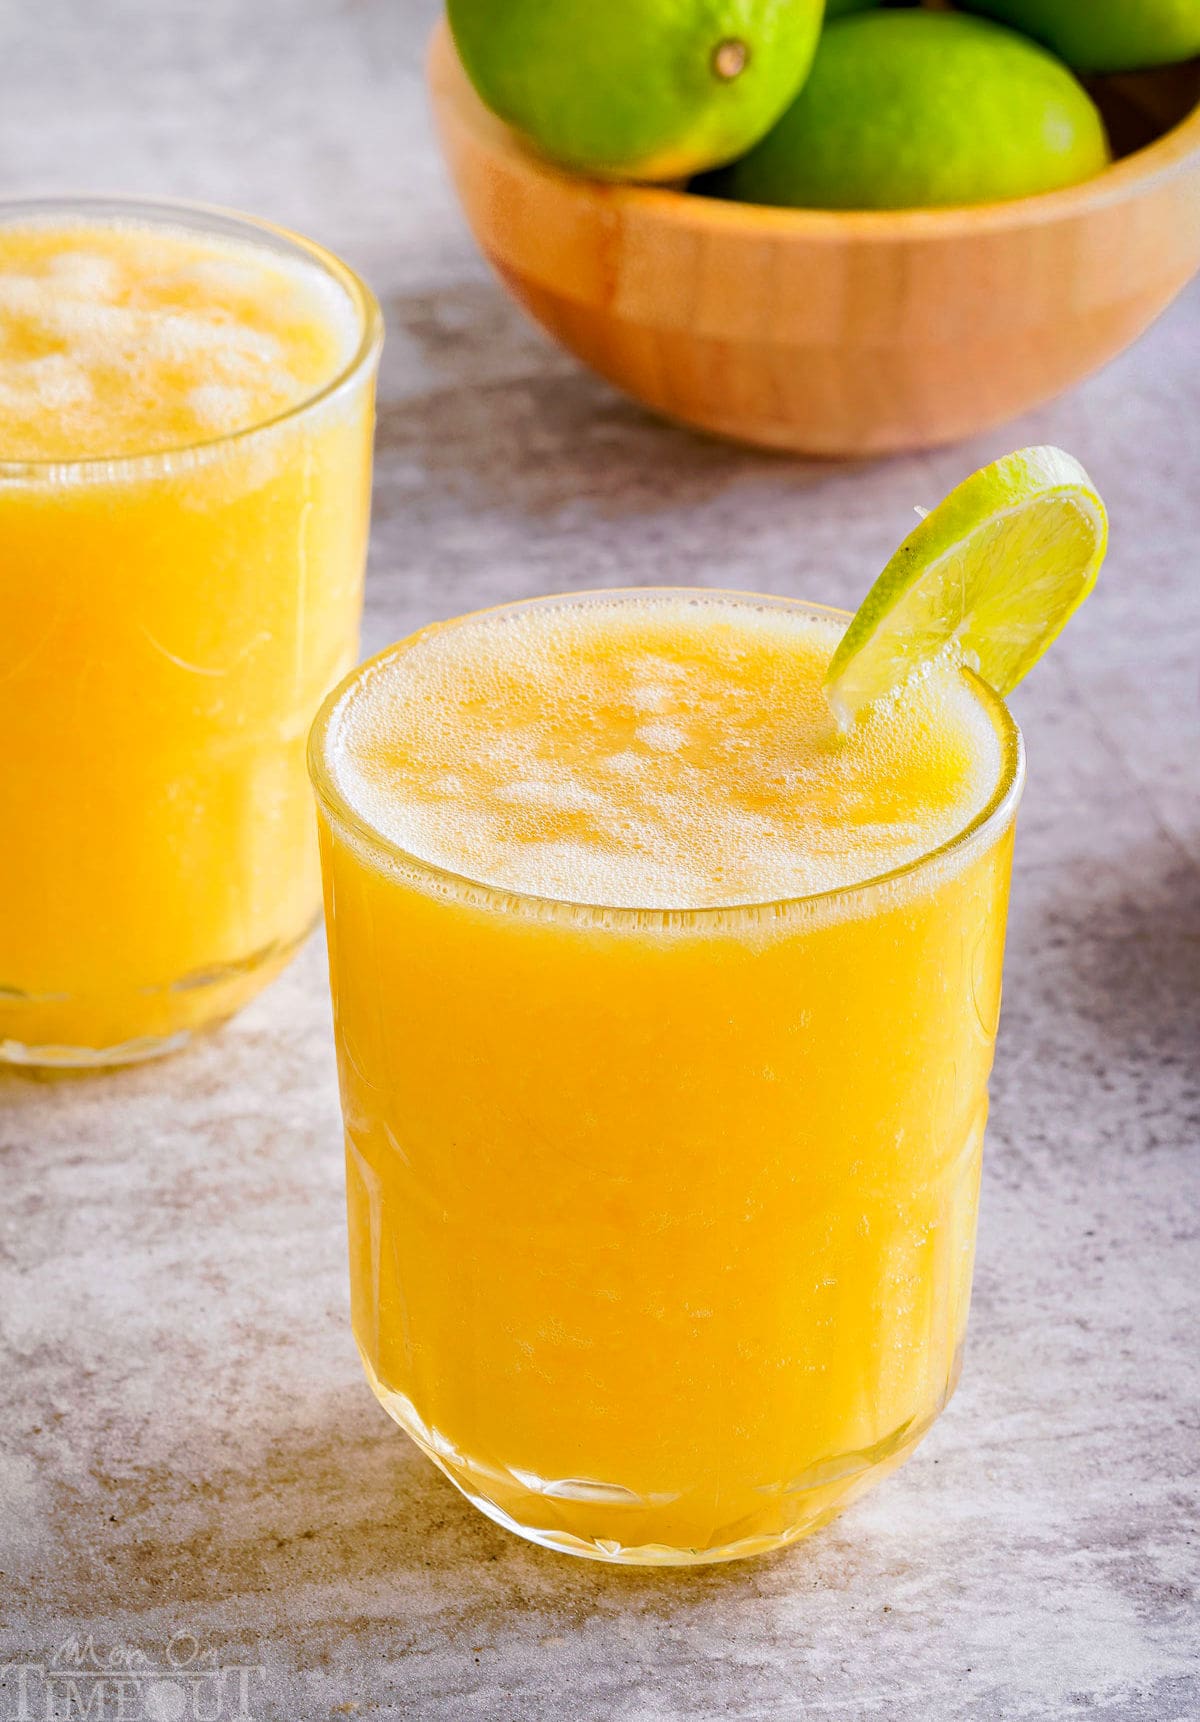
447, 0, 1200, 210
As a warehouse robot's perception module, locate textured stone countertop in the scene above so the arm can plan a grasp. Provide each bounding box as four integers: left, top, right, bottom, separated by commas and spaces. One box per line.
1, 3, 1197, 1718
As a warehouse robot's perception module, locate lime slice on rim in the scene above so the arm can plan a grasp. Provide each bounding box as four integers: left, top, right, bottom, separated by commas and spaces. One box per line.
824, 446, 1108, 724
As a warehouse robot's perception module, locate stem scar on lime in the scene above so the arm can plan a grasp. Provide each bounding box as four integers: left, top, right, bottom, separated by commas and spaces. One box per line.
712, 39, 750, 80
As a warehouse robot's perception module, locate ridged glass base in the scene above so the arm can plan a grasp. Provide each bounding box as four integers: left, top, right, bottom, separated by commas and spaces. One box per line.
0, 1026, 197, 1070
359, 1342, 962, 1566
0, 922, 314, 1069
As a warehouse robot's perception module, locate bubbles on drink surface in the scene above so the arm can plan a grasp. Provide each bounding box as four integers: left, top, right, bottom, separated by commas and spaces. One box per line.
324, 595, 1007, 910
0, 222, 360, 460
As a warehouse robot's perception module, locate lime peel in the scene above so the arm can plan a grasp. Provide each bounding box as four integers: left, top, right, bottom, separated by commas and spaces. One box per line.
824, 445, 1108, 725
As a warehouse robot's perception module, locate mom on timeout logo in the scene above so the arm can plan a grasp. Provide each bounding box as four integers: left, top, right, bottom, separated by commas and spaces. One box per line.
0, 1634, 264, 1721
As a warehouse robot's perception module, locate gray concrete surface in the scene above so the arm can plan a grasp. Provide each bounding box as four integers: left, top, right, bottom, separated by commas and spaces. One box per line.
1, 3, 1198, 1718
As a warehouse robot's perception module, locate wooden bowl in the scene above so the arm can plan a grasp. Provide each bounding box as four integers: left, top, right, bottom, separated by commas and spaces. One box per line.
428, 20, 1200, 456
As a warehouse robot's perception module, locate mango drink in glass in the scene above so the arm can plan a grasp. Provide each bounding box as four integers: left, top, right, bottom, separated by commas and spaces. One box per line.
0, 198, 382, 1066
310, 588, 1024, 1565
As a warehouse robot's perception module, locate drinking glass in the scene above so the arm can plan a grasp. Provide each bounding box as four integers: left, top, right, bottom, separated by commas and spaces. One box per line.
0, 196, 383, 1065
309, 590, 1024, 1565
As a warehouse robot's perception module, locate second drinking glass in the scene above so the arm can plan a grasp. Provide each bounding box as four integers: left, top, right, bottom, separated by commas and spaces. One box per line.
0, 197, 383, 1065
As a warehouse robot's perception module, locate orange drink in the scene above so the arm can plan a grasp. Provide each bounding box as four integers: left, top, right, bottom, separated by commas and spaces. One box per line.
0, 198, 382, 1065
310, 589, 1023, 1564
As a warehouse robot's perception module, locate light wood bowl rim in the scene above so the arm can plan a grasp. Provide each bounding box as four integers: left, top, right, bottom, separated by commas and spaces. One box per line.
429, 19, 1200, 243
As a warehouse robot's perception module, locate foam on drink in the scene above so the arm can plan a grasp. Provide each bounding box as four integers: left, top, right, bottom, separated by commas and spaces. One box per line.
0, 221, 360, 460
323, 593, 1007, 910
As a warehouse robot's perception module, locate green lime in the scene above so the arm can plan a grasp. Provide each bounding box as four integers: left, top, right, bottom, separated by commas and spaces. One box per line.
700, 11, 1111, 210
446, 0, 824, 182
962, 1, 1200, 72
824, 447, 1108, 724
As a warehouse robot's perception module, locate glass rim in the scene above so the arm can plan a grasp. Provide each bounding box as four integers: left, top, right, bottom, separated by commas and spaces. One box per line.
308, 588, 1027, 928
0, 193, 384, 478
